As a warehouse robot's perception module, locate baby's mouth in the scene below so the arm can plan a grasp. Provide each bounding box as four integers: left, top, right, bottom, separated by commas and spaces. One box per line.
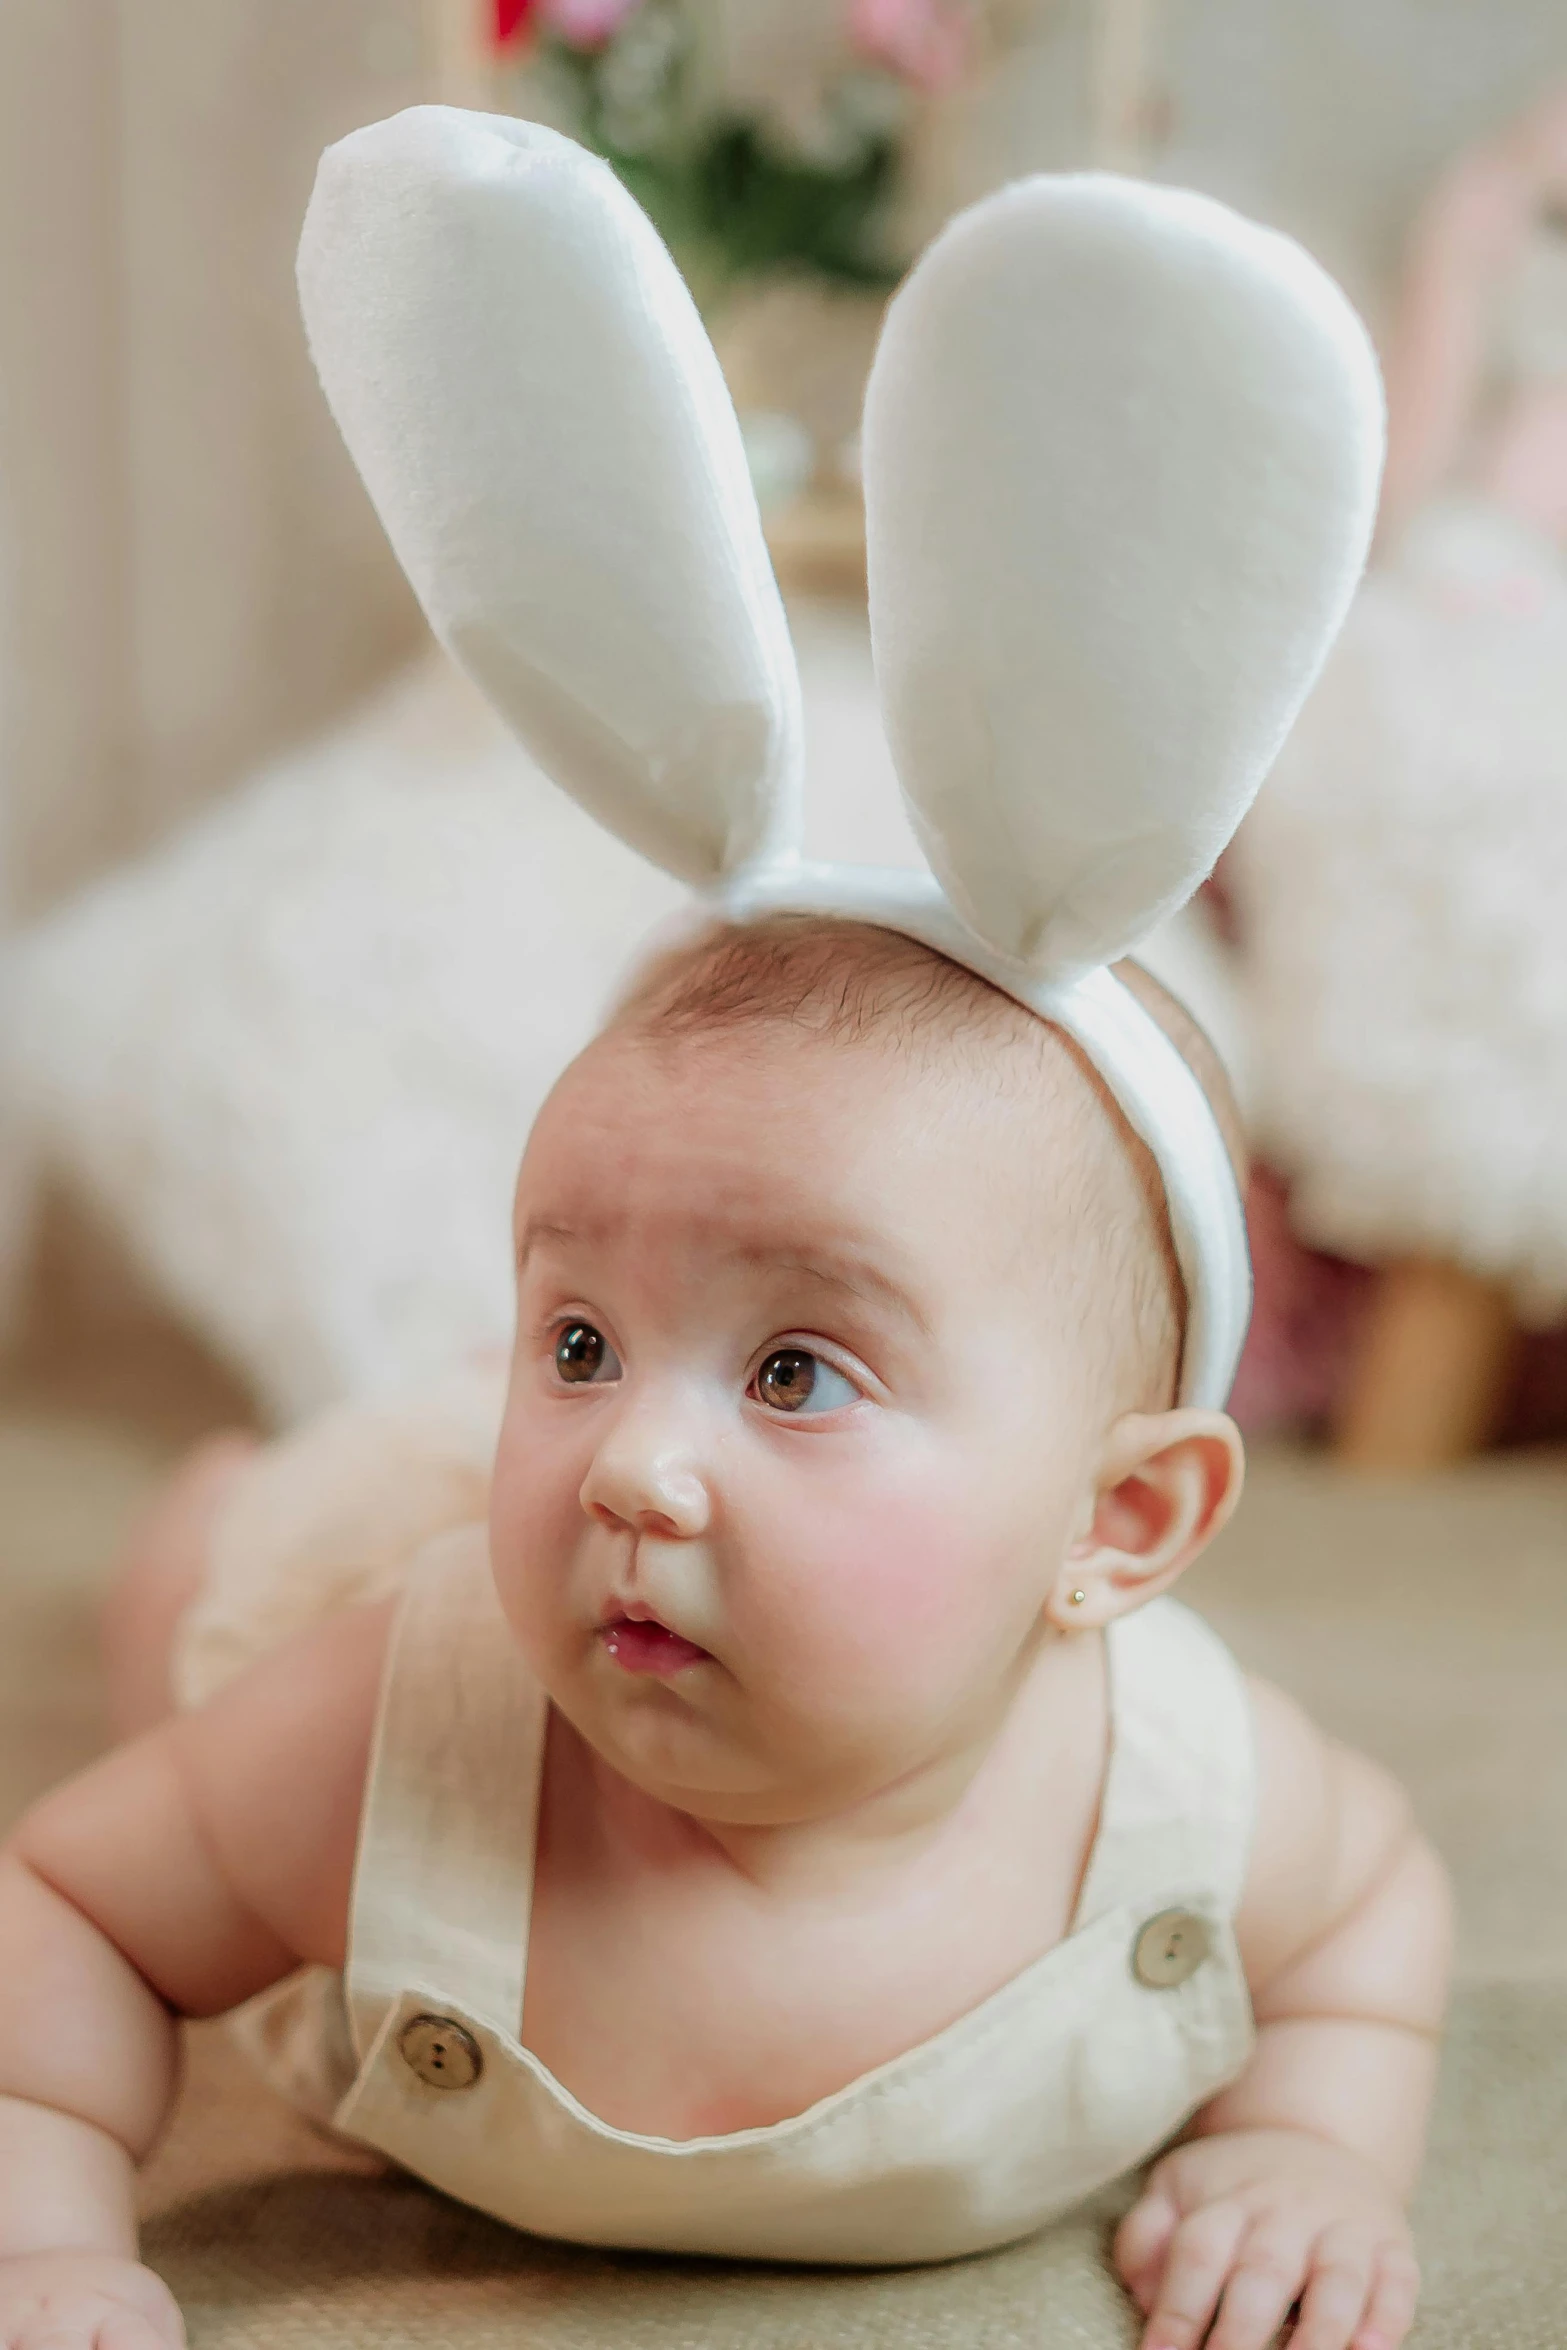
598, 1604, 710, 1678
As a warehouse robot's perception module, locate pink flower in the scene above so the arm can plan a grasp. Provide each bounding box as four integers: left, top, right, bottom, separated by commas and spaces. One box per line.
539, 0, 642, 48
849, 0, 973, 93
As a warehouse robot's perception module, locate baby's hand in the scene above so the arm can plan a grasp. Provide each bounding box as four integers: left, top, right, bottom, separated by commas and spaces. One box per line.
0, 2253, 183, 2350
1113, 2128, 1419, 2350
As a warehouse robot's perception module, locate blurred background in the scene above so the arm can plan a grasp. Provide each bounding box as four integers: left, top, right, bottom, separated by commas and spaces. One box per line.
6, 0, 1567, 1468
2, 5, 1567, 2264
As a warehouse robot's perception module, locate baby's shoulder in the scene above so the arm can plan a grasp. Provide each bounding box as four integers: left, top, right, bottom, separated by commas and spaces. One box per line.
1233, 1672, 1416, 1988
174, 1589, 399, 1969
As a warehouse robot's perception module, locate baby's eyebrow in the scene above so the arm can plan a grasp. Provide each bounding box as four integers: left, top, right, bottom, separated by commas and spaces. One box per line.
517, 1215, 930, 1336
515, 1215, 583, 1265
730, 1243, 931, 1336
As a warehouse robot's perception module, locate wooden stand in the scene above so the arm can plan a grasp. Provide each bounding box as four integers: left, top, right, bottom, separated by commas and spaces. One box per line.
424, 0, 492, 106
765, 486, 867, 599
1335, 1258, 1517, 1472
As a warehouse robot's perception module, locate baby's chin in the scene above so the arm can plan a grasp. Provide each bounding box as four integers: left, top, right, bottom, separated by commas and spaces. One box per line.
550, 1659, 905, 1827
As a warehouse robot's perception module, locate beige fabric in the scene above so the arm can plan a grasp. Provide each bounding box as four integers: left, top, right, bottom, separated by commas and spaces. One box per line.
134, 1980, 1567, 2350
342, 1533, 545, 2063
310, 1535, 1255, 2268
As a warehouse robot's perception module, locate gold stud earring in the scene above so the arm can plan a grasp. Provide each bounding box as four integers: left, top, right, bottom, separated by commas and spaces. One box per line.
1069, 1589, 1087, 1607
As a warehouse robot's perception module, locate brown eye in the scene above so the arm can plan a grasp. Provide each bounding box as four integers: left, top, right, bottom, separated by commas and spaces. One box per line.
555, 1323, 615, 1384
756, 1349, 817, 1412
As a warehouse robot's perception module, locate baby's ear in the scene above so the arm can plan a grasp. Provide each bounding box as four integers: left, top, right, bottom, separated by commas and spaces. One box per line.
863, 175, 1384, 979
298, 106, 802, 887
1049, 1411, 1244, 1628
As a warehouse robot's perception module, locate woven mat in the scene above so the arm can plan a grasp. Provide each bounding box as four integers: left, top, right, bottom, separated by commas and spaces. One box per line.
140, 1980, 1566, 2350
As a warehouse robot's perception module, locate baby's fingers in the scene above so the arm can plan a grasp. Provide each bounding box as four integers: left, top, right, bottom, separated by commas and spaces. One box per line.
1205, 2215, 1314, 2350
12, 2317, 172, 2350
1137, 2200, 1249, 2350
9, 2291, 182, 2350
1352, 2244, 1421, 2350
99, 2313, 184, 2350
1286, 2225, 1378, 2350
1114, 2186, 1180, 2312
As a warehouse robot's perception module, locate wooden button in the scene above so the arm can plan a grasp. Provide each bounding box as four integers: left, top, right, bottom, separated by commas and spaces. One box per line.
397, 2013, 483, 2090
1132, 1909, 1211, 1990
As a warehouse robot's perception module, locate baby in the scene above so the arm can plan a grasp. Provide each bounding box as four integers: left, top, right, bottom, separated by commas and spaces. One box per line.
0, 106, 1442, 2350
1, 916, 1447, 2350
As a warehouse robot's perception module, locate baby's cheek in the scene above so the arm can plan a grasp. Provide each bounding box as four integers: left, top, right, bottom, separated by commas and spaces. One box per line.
488, 1410, 584, 1628
741, 1453, 1025, 1710
487, 1411, 532, 1569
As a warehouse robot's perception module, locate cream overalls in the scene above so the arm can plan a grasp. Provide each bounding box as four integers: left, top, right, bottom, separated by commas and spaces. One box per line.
215, 1521, 1257, 2267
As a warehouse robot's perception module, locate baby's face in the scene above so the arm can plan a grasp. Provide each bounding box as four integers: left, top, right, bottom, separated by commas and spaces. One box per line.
490, 1023, 1111, 1825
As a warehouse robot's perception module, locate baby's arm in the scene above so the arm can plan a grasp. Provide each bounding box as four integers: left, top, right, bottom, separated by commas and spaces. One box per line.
0, 1598, 392, 2348
1116, 1678, 1451, 2350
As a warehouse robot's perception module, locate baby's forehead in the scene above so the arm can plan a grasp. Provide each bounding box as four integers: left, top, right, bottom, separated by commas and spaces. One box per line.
562, 989, 1092, 1142
536, 911, 1197, 1258
529, 1003, 1123, 1273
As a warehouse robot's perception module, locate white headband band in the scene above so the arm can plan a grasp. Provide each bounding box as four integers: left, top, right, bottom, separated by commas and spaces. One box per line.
297, 106, 1384, 1410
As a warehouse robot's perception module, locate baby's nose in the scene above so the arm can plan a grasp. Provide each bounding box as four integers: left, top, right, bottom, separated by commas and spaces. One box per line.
579, 1420, 711, 1539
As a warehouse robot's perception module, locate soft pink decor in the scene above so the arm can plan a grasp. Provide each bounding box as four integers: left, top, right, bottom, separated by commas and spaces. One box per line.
1378, 84, 1567, 550
849, 0, 972, 93
1225, 83, 1567, 1459
540, 0, 643, 47
1228, 1171, 1370, 1436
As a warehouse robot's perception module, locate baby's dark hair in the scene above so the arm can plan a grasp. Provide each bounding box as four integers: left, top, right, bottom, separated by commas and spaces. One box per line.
608, 914, 1246, 1412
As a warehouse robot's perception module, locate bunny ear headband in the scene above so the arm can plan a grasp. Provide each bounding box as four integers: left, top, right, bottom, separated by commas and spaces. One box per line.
297, 106, 1384, 1410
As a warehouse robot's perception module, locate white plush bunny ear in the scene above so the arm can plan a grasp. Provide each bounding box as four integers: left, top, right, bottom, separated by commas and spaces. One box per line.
863, 175, 1384, 977
298, 106, 802, 886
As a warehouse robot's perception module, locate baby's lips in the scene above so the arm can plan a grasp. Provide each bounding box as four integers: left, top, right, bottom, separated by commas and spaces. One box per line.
600, 1614, 711, 1677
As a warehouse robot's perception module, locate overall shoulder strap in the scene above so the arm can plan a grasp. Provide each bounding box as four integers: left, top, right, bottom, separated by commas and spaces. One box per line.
1073, 1597, 1256, 1928
343, 1525, 547, 2060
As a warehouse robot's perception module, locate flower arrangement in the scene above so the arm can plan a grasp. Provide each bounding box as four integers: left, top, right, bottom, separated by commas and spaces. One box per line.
492, 0, 982, 311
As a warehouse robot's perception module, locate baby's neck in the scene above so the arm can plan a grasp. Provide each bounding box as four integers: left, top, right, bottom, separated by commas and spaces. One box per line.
524, 1625, 1113, 2138
569, 1628, 1106, 1907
